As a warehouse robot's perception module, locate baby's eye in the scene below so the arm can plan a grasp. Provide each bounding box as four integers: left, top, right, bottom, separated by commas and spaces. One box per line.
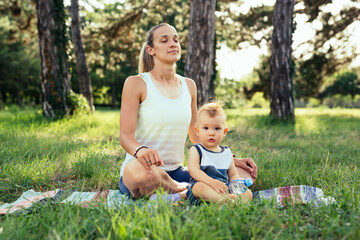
215, 127, 221, 131
204, 127, 208, 130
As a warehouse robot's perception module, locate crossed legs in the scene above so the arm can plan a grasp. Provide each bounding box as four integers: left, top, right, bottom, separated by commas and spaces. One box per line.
191, 182, 252, 204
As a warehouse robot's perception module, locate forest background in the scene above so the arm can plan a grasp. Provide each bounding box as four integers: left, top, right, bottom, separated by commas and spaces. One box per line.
0, 0, 359, 113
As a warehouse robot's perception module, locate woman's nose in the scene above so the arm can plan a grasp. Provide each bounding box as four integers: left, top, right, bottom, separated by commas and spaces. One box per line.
169, 39, 177, 47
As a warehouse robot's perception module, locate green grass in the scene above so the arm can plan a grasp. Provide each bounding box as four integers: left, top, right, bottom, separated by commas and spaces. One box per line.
1, 106, 359, 239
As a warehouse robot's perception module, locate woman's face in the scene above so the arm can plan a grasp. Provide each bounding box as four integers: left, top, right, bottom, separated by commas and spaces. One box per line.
147, 25, 181, 64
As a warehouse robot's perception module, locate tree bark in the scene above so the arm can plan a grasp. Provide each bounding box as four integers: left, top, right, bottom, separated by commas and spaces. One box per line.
36, 0, 71, 118
185, 0, 216, 106
270, 0, 295, 121
70, 0, 94, 113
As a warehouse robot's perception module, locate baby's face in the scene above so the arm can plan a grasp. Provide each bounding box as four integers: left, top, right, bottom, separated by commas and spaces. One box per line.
196, 112, 228, 151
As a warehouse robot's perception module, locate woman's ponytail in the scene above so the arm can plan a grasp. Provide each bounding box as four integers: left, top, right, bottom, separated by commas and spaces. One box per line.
138, 42, 154, 73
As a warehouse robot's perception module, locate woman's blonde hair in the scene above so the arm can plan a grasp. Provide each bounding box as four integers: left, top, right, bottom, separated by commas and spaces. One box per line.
138, 23, 171, 73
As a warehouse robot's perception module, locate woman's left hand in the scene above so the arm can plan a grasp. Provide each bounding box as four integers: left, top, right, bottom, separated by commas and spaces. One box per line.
234, 157, 258, 179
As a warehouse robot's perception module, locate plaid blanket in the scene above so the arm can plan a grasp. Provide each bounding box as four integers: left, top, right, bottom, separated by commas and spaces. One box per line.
252, 185, 335, 207
0, 185, 335, 215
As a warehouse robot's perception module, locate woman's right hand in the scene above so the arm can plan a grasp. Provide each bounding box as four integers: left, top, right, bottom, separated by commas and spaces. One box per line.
209, 179, 228, 194
135, 148, 164, 174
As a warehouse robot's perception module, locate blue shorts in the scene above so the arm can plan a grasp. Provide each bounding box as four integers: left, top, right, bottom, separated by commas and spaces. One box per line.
119, 166, 190, 198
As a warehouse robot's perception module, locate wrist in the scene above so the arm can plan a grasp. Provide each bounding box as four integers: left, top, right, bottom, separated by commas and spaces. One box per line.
133, 145, 148, 158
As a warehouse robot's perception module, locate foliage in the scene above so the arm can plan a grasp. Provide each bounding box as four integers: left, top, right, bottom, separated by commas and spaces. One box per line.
306, 98, 321, 108
0, 107, 360, 238
294, 53, 330, 99
220, 1, 359, 101
214, 75, 247, 109
243, 54, 271, 100
0, 0, 359, 108
323, 94, 360, 109
322, 71, 360, 99
0, 17, 41, 105
67, 91, 92, 115
248, 92, 269, 108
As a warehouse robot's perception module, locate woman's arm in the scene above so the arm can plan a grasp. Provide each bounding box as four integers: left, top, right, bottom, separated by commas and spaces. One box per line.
188, 147, 228, 194
120, 76, 163, 173
185, 78, 200, 144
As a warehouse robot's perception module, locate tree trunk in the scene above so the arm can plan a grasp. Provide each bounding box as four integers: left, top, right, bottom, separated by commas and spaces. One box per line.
185, 0, 216, 106
269, 0, 295, 121
70, 0, 94, 113
36, 0, 71, 118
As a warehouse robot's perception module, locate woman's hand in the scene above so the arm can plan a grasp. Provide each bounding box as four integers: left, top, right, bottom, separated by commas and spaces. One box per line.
136, 148, 164, 174
209, 179, 228, 194
235, 157, 258, 179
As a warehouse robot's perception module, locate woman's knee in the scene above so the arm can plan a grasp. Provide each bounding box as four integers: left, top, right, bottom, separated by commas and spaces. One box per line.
236, 167, 256, 183
123, 160, 162, 184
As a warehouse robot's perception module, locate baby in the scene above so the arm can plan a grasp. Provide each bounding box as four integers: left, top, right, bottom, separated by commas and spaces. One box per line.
186, 102, 253, 204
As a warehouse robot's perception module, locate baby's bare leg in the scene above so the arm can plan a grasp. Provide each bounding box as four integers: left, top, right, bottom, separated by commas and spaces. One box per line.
192, 182, 235, 203
238, 189, 253, 204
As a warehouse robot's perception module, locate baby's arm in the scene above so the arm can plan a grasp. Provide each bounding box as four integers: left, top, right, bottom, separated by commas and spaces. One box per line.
188, 146, 228, 194
228, 159, 240, 182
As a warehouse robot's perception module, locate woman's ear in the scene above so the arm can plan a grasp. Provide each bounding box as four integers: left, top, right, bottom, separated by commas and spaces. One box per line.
146, 45, 154, 56
195, 126, 199, 135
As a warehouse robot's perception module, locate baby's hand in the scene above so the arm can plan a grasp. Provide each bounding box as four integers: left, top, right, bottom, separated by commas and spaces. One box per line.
209, 179, 228, 194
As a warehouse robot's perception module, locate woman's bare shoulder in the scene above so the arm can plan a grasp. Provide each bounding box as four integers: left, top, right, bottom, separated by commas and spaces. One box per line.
122, 75, 147, 101
184, 77, 197, 93
125, 75, 146, 85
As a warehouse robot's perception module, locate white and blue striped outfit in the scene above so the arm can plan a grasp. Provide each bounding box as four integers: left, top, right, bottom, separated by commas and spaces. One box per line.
187, 144, 234, 204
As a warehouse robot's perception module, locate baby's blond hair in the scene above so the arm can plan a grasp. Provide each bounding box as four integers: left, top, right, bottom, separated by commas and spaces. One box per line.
197, 101, 227, 124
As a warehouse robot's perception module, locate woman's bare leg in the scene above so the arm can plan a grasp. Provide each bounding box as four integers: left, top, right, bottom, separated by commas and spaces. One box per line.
236, 167, 256, 183
122, 160, 187, 198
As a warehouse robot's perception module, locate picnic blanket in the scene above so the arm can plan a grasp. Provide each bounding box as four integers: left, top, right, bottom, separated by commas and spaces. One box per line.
0, 185, 335, 215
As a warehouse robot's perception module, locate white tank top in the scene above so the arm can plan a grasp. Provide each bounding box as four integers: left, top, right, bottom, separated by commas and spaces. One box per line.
120, 72, 192, 176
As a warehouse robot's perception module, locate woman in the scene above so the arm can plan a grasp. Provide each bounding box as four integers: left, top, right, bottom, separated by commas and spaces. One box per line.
119, 23, 257, 199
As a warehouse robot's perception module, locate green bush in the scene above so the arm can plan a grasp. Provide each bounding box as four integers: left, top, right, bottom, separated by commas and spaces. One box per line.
306, 98, 321, 108
248, 92, 269, 108
353, 95, 360, 108
7, 104, 21, 114
323, 94, 358, 108
67, 91, 92, 115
